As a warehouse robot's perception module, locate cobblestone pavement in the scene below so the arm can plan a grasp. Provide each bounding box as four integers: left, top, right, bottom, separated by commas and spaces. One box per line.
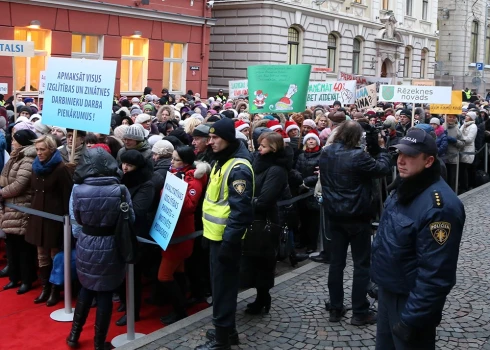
123, 185, 490, 350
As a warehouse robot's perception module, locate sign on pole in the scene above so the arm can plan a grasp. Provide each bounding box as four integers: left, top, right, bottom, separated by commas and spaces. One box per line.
0, 83, 8, 95
41, 57, 117, 134
338, 71, 392, 90
228, 80, 248, 100
150, 173, 188, 251
307, 80, 356, 107
38, 71, 46, 98
248, 64, 311, 113
379, 85, 452, 104
430, 91, 463, 114
0, 40, 34, 57
355, 84, 377, 109
476, 62, 484, 71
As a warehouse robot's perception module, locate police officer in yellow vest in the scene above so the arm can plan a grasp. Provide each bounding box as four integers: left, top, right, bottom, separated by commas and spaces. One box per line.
195, 117, 254, 350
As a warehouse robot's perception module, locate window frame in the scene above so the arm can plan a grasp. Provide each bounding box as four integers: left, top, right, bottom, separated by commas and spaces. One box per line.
352, 38, 362, 75
470, 20, 479, 63
163, 42, 187, 94
422, 0, 429, 20
287, 27, 300, 65
120, 37, 149, 95
406, 0, 413, 16
71, 34, 104, 60
404, 47, 412, 78
420, 49, 428, 78
327, 34, 338, 72
486, 25, 490, 65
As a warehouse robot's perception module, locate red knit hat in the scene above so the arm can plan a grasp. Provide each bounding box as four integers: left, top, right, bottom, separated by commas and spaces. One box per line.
281, 130, 290, 143
266, 120, 283, 131
303, 130, 320, 145
91, 143, 111, 154
234, 120, 250, 132
285, 120, 300, 134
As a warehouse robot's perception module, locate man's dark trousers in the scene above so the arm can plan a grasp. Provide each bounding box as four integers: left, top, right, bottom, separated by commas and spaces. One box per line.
327, 220, 371, 315
376, 287, 436, 350
209, 240, 241, 329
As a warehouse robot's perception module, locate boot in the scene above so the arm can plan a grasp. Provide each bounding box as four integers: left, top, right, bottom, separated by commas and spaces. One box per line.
94, 308, 113, 350
289, 251, 309, 267
159, 280, 187, 325
0, 264, 9, 278
34, 266, 52, 304
245, 288, 271, 315
195, 327, 231, 350
205, 328, 239, 345
46, 285, 61, 307
66, 298, 92, 348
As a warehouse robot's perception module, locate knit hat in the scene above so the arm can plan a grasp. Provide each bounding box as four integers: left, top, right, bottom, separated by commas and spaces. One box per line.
121, 149, 146, 168
383, 115, 397, 131
399, 109, 411, 118
131, 97, 140, 103
235, 120, 250, 132
303, 130, 321, 145
135, 113, 151, 124
33, 120, 51, 135
266, 120, 283, 131
29, 114, 41, 122
144, 94, 152, 102
13, 129, 37, 146
152, 140, 174, 157
467, 111, 477, 120
119, 96, 128, 103
123, 124, 145, 141
236, 130, 247, 141
281, 130, 290, 143
13, 121, 36, 133
116, 107, 130, 116
91, 143, 111, 154
190, 113, 205, 122
148, 135, 162, 147
16, 116, 30, 123
114, 125, 129, 139
192, 124, 210, 137
131, 108, 142, 116
302, 119, 316, 129
285, 120, 300, 134
430, 117, 441, 125
224, 102, 233, 109
24, 98, 34, 103
143, 104, 153, 111
209, 117, 236, 143
329, 112, 347, 124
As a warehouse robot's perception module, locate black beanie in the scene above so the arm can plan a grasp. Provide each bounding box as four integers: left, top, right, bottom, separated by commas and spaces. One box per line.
221, 110, 235, 119
209, 118, 236, 143
120, 149, 146, 168
13, 129, 37, 146
18, 106, 33, 116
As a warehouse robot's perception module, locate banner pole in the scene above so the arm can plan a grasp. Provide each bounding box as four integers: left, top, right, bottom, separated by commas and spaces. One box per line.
411, 105, 415, 127
70, 130, 77, 163
12, 57, 17, 121
455, 155, 460, 194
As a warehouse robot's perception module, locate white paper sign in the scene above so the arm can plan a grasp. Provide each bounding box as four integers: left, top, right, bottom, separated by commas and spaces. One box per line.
306, 80, 357, 107
38, 71, 46, 98
356, 84, 377, 109
0, 40, 34, 57
228, 80, 248, 99
379, 85, 452, 104
0, 83, 8, 95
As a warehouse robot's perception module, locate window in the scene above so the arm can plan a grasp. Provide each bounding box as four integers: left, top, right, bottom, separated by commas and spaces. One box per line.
486, 27, 490, 65
327, 34, 337, 71
382, 0, 389, 10
404, 47, 412, 78
120, 37, 148, 93
72, 34, 102, 59
14, 28, 50, 93
163, 43, 186, 93
420, 49, 427, 78
287, 27, 300, 65
352, 38, 361, 75
471, 21, 479, 63
422, 0, 429, 20
406, 0, 413, 16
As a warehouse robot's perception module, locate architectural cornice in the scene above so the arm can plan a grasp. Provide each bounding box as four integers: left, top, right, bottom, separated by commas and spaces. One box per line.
1, 0, 217, 26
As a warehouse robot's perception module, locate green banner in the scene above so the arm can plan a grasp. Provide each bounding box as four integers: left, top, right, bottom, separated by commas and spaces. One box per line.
247, 64, 311, 113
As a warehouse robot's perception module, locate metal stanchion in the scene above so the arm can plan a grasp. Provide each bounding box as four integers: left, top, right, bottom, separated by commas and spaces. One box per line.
111, 264, 145, 347
485, 143, 488, 173
50, 215, 75, 322
455, 155, 460, 195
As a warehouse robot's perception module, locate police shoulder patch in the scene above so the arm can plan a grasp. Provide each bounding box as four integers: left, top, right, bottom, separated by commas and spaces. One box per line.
232, 180, 246, 195
429, 221, 451, 245
432, 190, 443, 208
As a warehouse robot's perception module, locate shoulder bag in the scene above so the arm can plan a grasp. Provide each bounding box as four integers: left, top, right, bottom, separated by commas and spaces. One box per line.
115, 185, 139, 264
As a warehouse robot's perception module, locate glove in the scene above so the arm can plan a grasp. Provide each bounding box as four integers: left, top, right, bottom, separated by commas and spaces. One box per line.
218, 240, 241, 265
447, 136, 457, 144
392, 320, 415, 344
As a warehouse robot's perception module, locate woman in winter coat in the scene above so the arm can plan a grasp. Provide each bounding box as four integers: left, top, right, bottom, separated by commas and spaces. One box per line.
0, 130, 38, 294
116, 124, 153, 164
459, 111, 478, 193
66, 147, 133, 350
444, 114, 465, 191
241, 132, 289, 315
429, 117, 448, 158
25, 135, 73, 307
158, 146, 207, 325
292, 130, 322, 253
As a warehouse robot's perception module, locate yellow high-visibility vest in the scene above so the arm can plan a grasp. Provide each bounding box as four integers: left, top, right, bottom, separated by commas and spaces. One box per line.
464, 90, 471, 100
202, 157, 253, 241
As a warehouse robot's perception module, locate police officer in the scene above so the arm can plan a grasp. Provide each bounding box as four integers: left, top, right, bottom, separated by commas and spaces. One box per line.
215, 89, 227, 102
195, 118, 254, 350
372, 128, 466, 350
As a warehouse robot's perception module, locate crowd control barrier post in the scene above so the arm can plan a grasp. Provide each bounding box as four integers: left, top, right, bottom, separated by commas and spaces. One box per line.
50, 215, 75, 322
485, 143, 488, 173
111, 264, 145, 347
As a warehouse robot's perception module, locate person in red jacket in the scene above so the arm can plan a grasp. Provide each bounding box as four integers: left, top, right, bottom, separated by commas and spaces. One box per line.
159, 145, 208, 325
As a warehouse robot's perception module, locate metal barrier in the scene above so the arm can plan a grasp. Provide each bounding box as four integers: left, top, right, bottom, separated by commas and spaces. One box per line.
450, 143, 488, 194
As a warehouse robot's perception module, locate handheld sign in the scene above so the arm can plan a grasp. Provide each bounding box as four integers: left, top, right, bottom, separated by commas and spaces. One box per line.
150, 173, 188, 251
41, 57, 117, 134
38, 71, 46, 98
379, 85, 452, 104
307, 80, 356, 107
0, 40, 34, 57
430, 91, 463, 114
0, 83, 8, 95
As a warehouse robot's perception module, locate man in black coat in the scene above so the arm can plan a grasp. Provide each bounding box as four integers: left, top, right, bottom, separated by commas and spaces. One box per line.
320, 120, 391, 326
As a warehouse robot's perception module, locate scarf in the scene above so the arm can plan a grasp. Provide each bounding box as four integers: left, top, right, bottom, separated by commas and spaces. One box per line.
396, 159, 441, 205
211, 140, 240, 165
305, 145, 320, 153
462, 120, 475, 132
32, 149, 63, 176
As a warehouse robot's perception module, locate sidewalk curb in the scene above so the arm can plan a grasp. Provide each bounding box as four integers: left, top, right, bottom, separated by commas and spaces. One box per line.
115, 261, 322, 349
457, 181, 490, 201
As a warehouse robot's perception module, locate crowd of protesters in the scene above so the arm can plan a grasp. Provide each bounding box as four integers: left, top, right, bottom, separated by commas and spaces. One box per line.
0, 86, 482, 349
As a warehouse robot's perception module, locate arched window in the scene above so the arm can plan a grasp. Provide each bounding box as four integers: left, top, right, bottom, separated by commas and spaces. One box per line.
287, 27, 300, 65
404, 47, 412, 78
420, 49, 428, 78
327, 34, 337, 71
352, 38, 361, 74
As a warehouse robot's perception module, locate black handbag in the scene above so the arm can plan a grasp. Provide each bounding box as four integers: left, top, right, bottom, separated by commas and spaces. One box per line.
276, 223, 290, 261
242, 219, 279, 257
114, 185, 139, 264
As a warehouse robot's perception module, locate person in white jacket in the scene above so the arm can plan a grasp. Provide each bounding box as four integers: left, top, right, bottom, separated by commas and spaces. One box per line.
459, 111, 478, 193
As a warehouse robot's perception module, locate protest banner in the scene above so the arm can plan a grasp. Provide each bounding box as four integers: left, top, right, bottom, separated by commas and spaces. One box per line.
338, 71, 392, 91
430, 91, 463, 114
38, 71, 46, 98
355, 84, 377, 109
379, 85, 452, 104
306, 80, 356, 107
150, 173, 188, 250
41, 57, 117, 135
228, 80, 248, 99
248, 64, 311, 113
0, 83, 8, 95
412, 79, 436, 86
